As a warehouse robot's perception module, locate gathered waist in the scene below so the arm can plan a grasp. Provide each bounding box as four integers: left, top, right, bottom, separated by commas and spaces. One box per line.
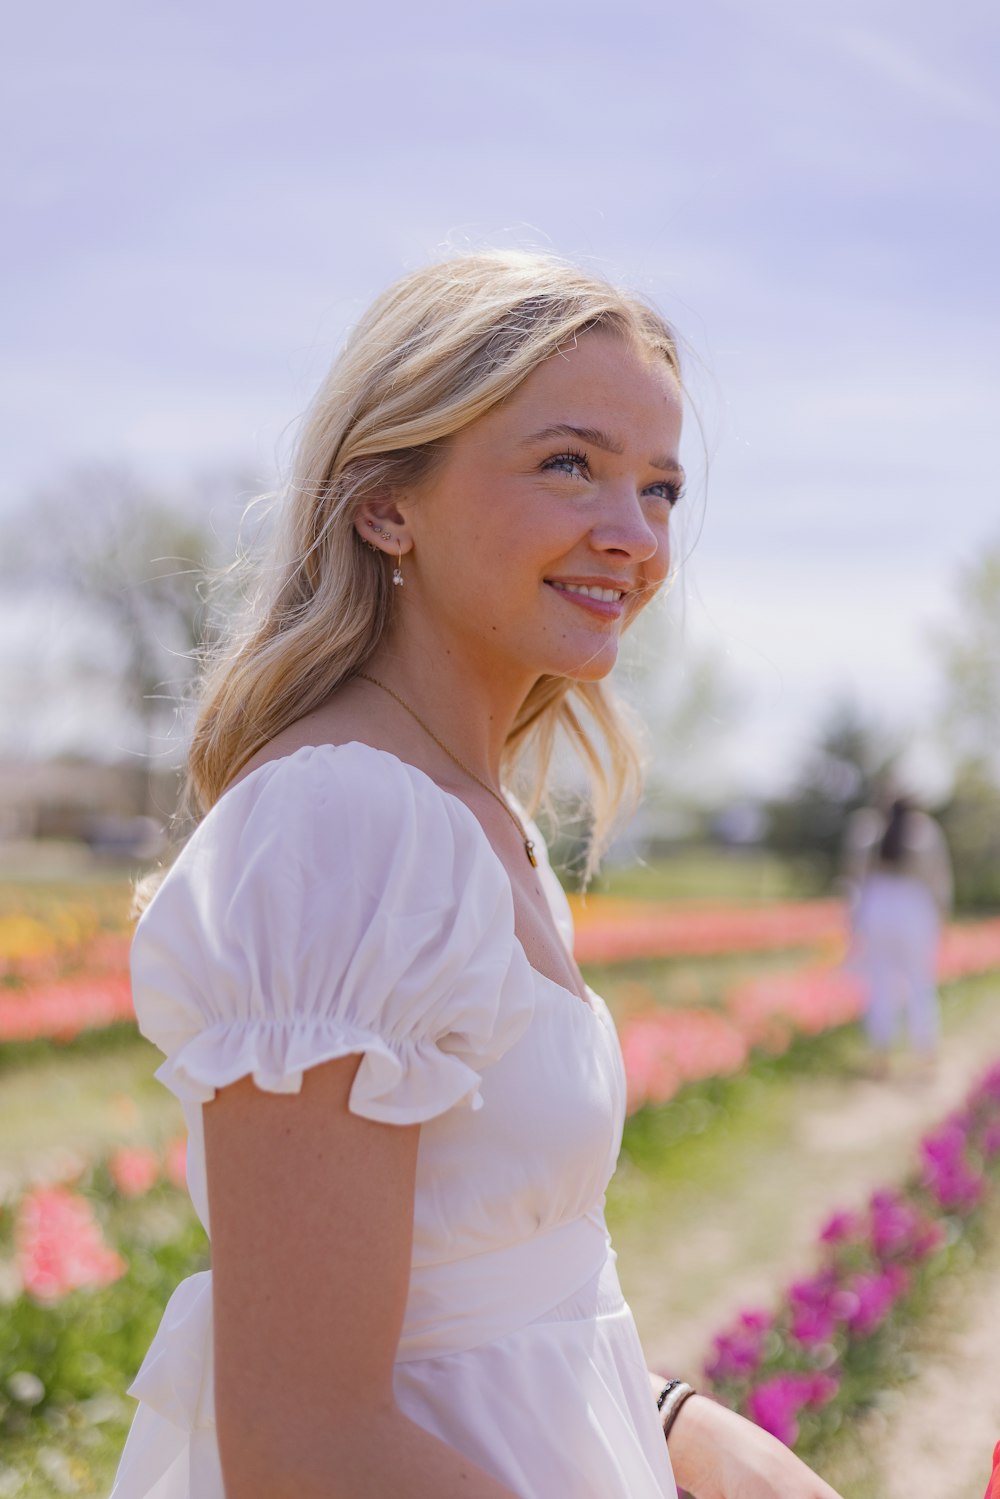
399, 1213, 613, 1361
127, 1215, 614, 1433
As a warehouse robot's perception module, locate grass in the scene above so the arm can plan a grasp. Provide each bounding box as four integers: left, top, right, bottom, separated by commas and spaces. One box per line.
592, 846, 814, 903
0, 1031, 182, 1195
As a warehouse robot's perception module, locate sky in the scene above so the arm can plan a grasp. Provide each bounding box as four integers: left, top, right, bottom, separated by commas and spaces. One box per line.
3, 0, 998, 799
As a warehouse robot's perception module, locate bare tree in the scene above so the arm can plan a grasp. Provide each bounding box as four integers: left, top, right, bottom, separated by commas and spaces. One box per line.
1, 462, 256, 809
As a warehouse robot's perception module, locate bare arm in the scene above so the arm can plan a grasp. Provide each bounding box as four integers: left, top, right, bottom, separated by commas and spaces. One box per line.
205, 1055, 522, 1499
646, 1377, 844, 1499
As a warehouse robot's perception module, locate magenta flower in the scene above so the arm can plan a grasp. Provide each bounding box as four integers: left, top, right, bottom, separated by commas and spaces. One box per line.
921, 1123, 985, 1212
705, 1309, 773, 1380
819, 1209, 862, 1245
843, 1267, 910, 1337
747, 1371, 838, 1447
788, 1269, 840, 1348
910, 1219, 947, 1261
869, 1189, 923, 1259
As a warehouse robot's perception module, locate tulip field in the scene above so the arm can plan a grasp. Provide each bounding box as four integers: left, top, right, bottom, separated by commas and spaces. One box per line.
3, 866, 1000, 1496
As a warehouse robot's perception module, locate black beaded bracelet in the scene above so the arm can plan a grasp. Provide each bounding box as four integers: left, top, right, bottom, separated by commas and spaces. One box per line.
657, 1380, 697, 1441
656, 1379, 682, 1411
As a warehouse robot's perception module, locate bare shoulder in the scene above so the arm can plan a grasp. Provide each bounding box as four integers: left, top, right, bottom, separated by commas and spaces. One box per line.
226, 680, 450, 795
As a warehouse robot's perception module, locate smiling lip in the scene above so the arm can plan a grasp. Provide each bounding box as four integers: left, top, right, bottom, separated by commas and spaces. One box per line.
544, 578, 630, 619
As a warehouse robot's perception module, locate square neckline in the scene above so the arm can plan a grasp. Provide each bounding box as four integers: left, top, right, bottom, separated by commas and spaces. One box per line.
226, 740, 598, 1016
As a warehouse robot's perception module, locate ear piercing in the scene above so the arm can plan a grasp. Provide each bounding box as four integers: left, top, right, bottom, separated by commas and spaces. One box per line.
365, 519, 405, 587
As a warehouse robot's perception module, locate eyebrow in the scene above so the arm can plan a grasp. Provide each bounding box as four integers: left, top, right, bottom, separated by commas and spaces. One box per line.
521, 423, 684, 477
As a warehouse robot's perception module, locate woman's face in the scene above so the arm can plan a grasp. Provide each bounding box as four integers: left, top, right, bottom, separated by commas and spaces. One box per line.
398, 329, 684, 689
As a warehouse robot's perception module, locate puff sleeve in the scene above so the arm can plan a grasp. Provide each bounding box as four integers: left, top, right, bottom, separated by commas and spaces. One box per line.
130, 744, 534, 1125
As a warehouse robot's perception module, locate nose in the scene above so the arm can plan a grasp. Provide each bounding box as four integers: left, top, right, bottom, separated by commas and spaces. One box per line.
588, 484, 664, 565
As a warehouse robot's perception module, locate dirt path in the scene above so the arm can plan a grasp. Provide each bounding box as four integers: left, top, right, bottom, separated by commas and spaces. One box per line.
872, 1245, 1000, 1499
610, 974, 1000, 1479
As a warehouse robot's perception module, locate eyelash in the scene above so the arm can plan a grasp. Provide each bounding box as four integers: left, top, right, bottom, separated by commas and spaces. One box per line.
541, 450, 684, 508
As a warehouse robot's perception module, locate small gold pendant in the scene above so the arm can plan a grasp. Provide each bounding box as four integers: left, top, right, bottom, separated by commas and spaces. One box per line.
525, 839, 538, 868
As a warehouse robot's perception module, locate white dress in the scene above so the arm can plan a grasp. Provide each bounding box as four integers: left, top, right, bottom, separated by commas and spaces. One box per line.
110, 743, 677, 1499
842, 808, 953, 1054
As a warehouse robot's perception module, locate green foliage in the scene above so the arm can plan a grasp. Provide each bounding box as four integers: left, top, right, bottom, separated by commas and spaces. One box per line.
595, 847, 804, 903
764, 700, 899, 890
934, 544, 1000, 771
936, 759, 1000, 911
1, 1190, 208, 1447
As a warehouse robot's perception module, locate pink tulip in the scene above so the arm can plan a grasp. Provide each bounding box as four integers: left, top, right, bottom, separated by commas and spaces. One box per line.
619, 1008, 747, 1113
819, 1209, 863, 1246
108, 1146, 160, 1199
16, 1186, 126, 1302
0, 973, 134, 1044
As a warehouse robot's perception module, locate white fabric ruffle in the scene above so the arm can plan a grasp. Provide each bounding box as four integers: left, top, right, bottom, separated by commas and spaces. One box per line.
131, 743, 534, 1125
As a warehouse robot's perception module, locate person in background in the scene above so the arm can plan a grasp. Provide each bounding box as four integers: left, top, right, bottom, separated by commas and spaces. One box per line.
842, 793, 953, 1077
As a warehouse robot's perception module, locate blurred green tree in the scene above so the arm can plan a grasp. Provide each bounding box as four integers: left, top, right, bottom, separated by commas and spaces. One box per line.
932, 543, 1000, 908
935, 760, 1000, 910
764, 701, 899, 891
934, 544, 1000, 772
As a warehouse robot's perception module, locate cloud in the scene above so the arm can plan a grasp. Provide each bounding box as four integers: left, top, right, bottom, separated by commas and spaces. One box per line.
836, 24, 1000, 129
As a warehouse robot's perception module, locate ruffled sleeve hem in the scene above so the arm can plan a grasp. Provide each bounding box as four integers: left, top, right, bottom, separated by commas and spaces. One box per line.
154, 1016, 487, 1125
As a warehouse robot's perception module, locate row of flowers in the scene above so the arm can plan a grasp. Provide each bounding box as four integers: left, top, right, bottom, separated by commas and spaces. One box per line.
0, 972, 136, 1045
4, 1141, 187, 1304
620, 922, 1000, 1113
701, 1058, 1000, 1450
570, 896, 846, 964
0, 896, 132, 984
571, 893, 1000, 975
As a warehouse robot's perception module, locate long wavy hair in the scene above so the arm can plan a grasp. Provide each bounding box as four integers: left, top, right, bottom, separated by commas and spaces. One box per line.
187, 250, 682, 875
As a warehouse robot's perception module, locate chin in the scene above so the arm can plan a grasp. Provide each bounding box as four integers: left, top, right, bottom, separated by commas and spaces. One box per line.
546, 643, 621, 684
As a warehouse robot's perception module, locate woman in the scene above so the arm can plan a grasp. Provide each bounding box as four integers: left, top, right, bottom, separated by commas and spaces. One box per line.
843, 794, 953, 1075
111, 252, 843, 1498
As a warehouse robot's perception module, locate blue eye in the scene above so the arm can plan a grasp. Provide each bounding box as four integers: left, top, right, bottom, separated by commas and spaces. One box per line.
647, 481, 685, 508
542, 450, 590, 479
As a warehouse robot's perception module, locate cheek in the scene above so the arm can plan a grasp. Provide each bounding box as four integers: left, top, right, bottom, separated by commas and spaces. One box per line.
649, 524, 672, 584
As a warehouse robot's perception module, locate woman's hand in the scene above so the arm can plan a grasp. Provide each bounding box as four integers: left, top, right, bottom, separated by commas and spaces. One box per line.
664, 1393, 845, 1499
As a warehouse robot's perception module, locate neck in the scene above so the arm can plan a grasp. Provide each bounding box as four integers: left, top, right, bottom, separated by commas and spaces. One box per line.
360, 619, 538, 788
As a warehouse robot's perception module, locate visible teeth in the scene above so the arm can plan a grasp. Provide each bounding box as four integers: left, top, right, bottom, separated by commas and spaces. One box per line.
551, 582, 623, 602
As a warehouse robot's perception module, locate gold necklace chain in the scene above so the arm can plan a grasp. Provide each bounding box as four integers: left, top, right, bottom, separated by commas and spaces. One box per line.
356, 672, 538, 867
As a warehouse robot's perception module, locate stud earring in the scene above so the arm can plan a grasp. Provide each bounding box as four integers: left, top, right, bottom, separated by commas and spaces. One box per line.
364, 518, 393, 557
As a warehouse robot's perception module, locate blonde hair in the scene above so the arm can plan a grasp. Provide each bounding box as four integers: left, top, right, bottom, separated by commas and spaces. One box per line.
188, 250, 681, 875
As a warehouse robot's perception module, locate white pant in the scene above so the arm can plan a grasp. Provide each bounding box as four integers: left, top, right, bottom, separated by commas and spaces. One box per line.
850, 873, 941, 1054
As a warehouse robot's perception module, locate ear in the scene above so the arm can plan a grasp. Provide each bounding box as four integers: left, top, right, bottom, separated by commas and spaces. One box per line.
353, 494, 414, 555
